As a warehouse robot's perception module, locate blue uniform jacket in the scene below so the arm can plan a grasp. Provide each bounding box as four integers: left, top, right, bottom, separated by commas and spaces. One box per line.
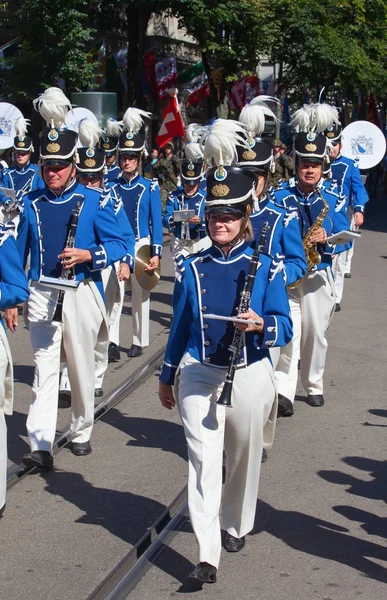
17, 180, 127, 299
272, 178, 349, 267
330, 155, 369, 213
104, 164, 121, 184
0, 222, 29, 326
162, 188, 207, 240
0, 163, 44, 201
160, 240, 293, 385
250, 195, 306, 287
109, 192, 136, 271
110, 174, 163, 257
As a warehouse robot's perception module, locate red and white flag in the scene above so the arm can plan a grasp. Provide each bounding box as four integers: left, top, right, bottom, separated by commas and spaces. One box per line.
155, 93, 185, 148
155, 57, 177, 101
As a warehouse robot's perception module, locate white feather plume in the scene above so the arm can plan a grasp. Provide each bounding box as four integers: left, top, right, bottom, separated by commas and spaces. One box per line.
290, 105, 313, 132
185, 142, 204, 161
78, 119, 104, 149
186, 123, 205, 143
122, 107, 152, 133
33, 87, 72, 128
14, 117, 31, 138
309, 103, 340, 133
239, 95, 279, 137
105, 118, 122, 137
200, 119, 248, 166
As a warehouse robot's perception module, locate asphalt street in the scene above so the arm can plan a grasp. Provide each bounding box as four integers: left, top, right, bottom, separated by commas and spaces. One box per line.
1, 204, 386, 600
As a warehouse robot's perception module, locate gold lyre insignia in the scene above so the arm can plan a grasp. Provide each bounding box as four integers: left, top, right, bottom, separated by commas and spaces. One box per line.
242, 149, 257, 160
84, 159, 96, 168
305, 143, 317, 152
125, 140, 135, 147
211, 184, 230, 197
46, 143, 60, 153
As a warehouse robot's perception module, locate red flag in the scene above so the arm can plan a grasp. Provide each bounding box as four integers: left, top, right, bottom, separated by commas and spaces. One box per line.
155, 94, 185, 148
366, 92, 381, 128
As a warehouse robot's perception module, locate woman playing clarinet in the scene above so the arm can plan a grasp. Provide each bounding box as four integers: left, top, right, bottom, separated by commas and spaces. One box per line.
158, 120, 293, 584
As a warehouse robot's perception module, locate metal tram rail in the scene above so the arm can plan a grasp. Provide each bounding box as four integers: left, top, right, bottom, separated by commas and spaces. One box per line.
7, 345, 190, 597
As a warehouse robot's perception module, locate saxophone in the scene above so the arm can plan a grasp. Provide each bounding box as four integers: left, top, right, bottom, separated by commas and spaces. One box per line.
288, 186, 329, 289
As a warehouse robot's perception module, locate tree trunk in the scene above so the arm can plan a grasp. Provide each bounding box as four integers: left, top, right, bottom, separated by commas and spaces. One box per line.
202, 51, 217, 118
126, 7, 151, 108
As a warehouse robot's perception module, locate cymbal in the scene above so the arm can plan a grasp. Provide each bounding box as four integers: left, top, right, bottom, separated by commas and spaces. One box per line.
135, 244, 161, 291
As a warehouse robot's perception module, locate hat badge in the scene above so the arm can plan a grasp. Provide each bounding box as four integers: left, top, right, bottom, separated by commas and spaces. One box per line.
48, 129, 59, 142
211, 183, 230, 197
86, 148, 95, 158
306, 131, 316, 142
305, 143, 317, 152
102, 142, 110, 149
188, 161, 194, 171
248, 136, 255, 149
84, 158, 96, 168
214, 166, 227, 182
126, 132, 134, 140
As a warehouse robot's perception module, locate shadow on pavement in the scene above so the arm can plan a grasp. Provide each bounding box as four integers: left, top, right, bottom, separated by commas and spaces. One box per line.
41, 471, 194, 584
13, 364, 35, 387
318, 456, 386, 501
5, 410, 30, 465
102, 408, 188, 463
253, 499, 387, 583
333, 506, 387, 540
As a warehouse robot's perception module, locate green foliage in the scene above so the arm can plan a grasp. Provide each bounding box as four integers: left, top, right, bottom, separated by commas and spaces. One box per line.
5, 0, 95, 99
261, 0, 387, 99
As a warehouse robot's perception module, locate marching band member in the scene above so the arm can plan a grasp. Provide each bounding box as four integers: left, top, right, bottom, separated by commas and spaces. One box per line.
325, 122, 369, 310
162, 159, 208, 258
109, 107, 163, 358
159, 120, 293, 583
0, 117, 44, 225
101, 118, 122, 184
237, 96, 307, 288
5, 87, 126, 468
273, 121, 349, 415
0, 222, 29, 516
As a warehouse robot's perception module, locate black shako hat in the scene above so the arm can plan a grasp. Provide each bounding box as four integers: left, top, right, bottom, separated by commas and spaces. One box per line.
100, 135, 118, 154
294, 131, 327, 163
118, 130, 145, 154
236, 136, 273, 170
77, 147, 105, 174
205, 166, 255, 213
39, 127, 78, 165
14, 134, 34, 153
324, 122, 342, 144
181, 158, 203, 182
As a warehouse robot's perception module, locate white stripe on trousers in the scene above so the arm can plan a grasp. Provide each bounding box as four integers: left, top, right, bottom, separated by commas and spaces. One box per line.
275, 268, 335, 401
27, 281, 104, 453
176, 353, 276, 569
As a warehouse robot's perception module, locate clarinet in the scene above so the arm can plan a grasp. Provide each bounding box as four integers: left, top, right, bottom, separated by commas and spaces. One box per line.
52, 202, 81, 322
216, 222, 269, 407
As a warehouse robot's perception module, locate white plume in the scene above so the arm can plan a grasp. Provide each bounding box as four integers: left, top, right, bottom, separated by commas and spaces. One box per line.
200, 119, 249, 166
239, 95, 279, 137
309, 103, 340, 133
185, 142, 204, 161
33, 87, 72, 128
105, 118, 122, 137
290, 105, 313, 132
122, 107, 152, 133
186, 123, 205, 143
78, 119, 104, 149
14, 117, 31, 138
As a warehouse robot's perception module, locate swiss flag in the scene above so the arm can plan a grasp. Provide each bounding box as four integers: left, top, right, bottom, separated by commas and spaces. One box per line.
155, 93, 185, 148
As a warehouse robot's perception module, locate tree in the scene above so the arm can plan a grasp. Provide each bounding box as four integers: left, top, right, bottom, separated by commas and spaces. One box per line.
5, 0, 95, 99
261, 0, 387, 101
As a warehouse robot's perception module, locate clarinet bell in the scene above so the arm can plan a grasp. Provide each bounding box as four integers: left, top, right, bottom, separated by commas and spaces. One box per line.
216, 380, 233, 407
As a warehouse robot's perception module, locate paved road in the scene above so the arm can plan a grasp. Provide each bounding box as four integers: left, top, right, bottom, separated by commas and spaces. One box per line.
1, 204, 386, 600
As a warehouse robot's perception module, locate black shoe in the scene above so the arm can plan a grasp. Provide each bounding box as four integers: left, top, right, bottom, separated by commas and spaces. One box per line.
127, 344, 142, 358
277, 394, 294, 417
0, 503, 5, 518
189, 562, 217, 584
307, 394, 325, 407
261, 448, 268, 463
71, 441, 92, 456
223, 532, 245, 553
344, 273, 351, 279
108, 342, 120, 363
94, 388, 104, 398
58, 390, 71, 408
22, 450, 53, 470
335, 303, 341, 312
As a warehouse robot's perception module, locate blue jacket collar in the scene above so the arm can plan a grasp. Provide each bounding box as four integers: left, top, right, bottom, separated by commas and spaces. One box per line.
118, 172, 140, 187
43, 178, 78, 201
210, 239, 250, 260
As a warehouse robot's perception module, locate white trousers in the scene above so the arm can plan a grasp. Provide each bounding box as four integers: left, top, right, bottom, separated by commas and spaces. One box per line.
109, 238, 151, 348
171, 235, 211, 258
0, 334, 9, 510
275, 269, 335, 401
177, 353, 276, 569
27, 281, 105, 454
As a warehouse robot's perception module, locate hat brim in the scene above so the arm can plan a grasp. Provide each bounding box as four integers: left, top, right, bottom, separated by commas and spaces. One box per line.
42, 159, 73, 167
205, 206, 244, 217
